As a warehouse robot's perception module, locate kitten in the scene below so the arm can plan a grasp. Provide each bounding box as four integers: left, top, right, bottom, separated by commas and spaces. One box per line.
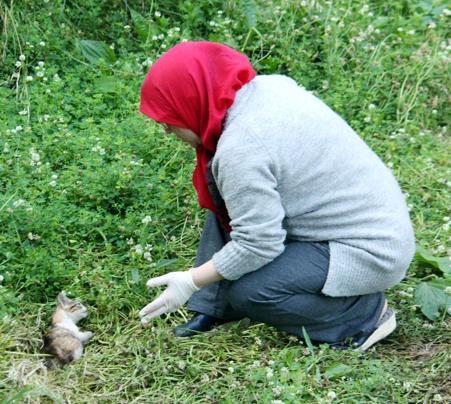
44, 292, 93, 365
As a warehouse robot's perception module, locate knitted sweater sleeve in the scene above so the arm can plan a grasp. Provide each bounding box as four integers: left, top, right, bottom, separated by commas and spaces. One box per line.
211, 129, 287, 280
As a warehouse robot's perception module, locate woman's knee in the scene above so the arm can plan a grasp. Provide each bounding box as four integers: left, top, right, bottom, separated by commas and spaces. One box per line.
225, 277, 287, 317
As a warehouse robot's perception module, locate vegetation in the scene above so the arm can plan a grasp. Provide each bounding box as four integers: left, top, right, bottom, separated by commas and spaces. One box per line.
1, 0, 449, 402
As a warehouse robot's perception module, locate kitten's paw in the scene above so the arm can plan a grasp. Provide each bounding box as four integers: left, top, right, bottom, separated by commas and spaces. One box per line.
83, 331, 94, 341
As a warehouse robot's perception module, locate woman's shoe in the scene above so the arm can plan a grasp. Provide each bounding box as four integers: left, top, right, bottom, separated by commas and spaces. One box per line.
173, 313, 229, 337
356, 307, 396, 351
330, 303, 396, 351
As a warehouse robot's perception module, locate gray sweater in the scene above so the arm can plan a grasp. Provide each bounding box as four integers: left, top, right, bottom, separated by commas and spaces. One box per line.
211, 75, 415, 297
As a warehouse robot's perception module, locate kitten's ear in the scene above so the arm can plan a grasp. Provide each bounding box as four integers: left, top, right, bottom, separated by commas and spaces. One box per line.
57, 292, 70, 307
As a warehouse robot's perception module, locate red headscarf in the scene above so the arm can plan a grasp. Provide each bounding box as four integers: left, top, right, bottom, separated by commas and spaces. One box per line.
140, 41, 256, 228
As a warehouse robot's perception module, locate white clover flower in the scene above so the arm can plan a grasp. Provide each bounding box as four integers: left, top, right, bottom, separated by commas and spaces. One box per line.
38, 61, 45, 67
133, 244, 144, 255
266, 368, 274, 379
142, 215, 152, 224
368, 103, 376, 110
142, 58, 153, 67
161, 44, 166, 49
19, 54, 26, 61
152, 35, 158, 41
39, 41, 46, 46
327, 391, 337, 400
158, 33, 164, 39
36, 71, 44, 78
19, 109, 27, 115
28, 232, 41, 240
272, 386, 282, 396
92, 144, 106, 155
16, 125, 23, 131
49, 180, 57, 187
154, 11, 161, 17
228, 367, 234, 373
26, 75, 33, 81
15, 61, 22, 68
364, 116, 371, 123
51, 174, 58, 180
3, 143, 9, 153
53, 73, 61, 82
143, 252, 152, 262
127, 237, 134, 245
13, 199, 26, 208
123, 25, 131, 30
30, 147, 40, 165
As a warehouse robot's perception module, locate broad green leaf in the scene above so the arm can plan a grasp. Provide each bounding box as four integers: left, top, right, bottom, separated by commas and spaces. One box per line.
131, 268, 140, 284
155, 258, 179, 269
130, 9, 152, 42
240, 0, 257, 28
415, 245, 450, 275
325, 363, 353, 380
95, 76, 120, 93
415, 280, 451, 320
76, 40, 116, 64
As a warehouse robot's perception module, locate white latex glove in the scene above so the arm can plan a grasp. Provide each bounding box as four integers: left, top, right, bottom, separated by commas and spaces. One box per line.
139, 270, 200, 326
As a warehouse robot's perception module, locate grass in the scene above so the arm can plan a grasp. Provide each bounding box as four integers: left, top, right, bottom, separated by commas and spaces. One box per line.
0, 0, 450, 402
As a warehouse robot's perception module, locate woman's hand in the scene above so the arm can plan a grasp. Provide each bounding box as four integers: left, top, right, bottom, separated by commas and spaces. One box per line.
139, 270, 200, 326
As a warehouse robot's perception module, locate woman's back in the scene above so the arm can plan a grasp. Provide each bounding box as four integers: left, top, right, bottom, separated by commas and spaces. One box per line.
214, 75, 415, 296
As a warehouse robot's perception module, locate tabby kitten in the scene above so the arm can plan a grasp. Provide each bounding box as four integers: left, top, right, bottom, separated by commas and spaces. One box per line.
44, 292, 93, 364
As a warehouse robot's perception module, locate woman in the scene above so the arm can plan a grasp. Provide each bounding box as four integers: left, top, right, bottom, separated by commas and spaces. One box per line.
138, 41, 415, 350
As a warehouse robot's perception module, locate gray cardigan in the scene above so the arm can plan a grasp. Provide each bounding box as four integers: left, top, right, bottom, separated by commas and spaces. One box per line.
211, 75, 415, 297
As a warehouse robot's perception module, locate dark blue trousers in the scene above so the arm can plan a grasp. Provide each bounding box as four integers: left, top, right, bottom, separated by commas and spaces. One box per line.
187, 212, 385, 344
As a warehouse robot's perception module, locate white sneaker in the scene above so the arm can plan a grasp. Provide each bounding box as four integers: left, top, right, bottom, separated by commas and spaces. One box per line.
356, 308, 397, 351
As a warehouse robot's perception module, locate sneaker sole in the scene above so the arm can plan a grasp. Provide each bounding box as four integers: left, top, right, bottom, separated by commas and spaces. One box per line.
356, 310, 397, 352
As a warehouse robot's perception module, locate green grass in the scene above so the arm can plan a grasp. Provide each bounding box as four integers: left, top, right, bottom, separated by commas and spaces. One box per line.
1, 0, 450, 402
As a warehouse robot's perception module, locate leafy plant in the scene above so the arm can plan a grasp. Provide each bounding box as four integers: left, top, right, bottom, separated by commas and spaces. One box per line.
75, 39, 116, 64
414, 246, 451, 320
